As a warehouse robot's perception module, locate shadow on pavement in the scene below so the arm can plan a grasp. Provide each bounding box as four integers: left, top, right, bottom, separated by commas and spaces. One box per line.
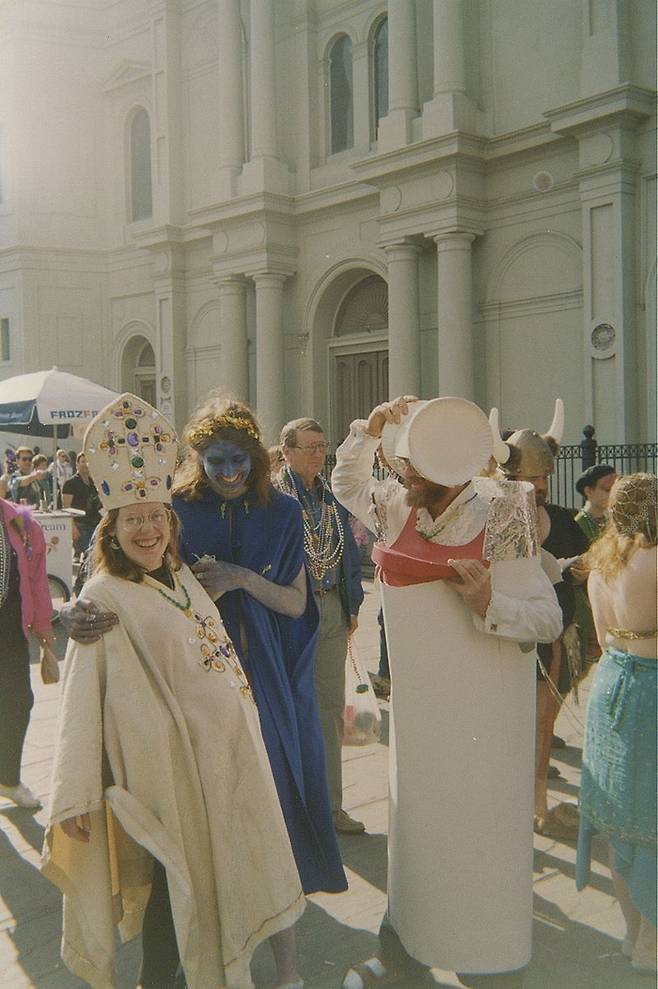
250, 897, 454, 988
533, 845, 613, 897
529, 893, 646, 988
338, 830, 388, 894
550, 744, 583, 772
0, 815, 75, 988
2, 805, 46, 854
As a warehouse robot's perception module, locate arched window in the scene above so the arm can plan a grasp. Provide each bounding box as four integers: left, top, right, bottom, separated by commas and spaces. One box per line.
135, 341, 156, 404
372, 18, 388, 137
130, 109, 152, 222
329, 35, 353, 154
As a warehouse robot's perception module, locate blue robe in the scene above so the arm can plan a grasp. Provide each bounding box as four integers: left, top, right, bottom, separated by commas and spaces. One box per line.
174, 486, 347, 895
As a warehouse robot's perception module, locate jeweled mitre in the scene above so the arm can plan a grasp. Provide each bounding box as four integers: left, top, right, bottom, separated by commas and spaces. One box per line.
83, 393, 178, 510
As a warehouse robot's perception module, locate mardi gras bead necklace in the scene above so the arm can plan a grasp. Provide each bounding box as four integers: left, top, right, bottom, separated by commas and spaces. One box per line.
152, 570, 192, 617
279, 466, 344, 580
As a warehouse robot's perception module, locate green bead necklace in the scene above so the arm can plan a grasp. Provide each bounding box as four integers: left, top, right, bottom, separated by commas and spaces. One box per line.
154, 572, 192, 617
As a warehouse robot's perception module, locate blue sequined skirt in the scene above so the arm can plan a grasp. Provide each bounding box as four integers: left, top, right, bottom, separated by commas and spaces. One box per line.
576, 647, 657, 924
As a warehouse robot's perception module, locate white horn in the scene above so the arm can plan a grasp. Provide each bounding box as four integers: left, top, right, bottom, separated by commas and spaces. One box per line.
547, 398, 564, 444
489, 407, 510, 464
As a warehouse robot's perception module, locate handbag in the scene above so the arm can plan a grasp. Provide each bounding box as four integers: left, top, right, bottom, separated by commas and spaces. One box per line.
343, 638, 381, 746
39, 640, 60, 685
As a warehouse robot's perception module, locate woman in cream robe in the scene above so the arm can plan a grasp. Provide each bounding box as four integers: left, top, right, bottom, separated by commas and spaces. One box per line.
42, 557, 305, 989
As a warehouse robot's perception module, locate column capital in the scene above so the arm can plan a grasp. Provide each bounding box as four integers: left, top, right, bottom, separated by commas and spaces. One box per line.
211, 274, 248, 294
249, 270, 289, 287
383, 240, 424, 261
432, 231, 477, 252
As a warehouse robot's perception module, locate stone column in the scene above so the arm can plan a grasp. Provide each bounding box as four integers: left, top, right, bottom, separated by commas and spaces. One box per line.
385, 242, 421, 398
250, 0, 277, 160
149, 1, 184, 224
215, 277, 248, 401
433, 0, 466, 96
434, 233, 475, 399
241, 0, 289, 193
423, 0, 478, 136
253, 272, 287, 442
152, 247, 187, 430
217, 0, 244, 194
377, 0, 418, 150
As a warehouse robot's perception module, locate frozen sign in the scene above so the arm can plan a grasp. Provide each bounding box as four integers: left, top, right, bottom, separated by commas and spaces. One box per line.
48, 409, 100, 420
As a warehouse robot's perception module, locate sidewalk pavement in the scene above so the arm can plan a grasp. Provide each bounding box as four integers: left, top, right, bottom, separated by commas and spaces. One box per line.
0, 580, 650, 989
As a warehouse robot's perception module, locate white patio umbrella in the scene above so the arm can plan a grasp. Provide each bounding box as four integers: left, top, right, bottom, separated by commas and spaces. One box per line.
0, 366, 118, 506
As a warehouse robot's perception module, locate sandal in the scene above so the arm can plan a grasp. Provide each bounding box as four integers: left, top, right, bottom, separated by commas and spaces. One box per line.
534, 802, 579, 840
341, 958, 402, 989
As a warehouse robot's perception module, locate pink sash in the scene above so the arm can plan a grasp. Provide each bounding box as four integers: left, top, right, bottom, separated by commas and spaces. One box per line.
372, 507, 486, 587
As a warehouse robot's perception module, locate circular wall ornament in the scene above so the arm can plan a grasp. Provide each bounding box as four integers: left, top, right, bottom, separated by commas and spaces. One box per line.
532, 171, 554, 192
591, 322, 616, 356
433, 171, 454, 200
214, 230, 229, 254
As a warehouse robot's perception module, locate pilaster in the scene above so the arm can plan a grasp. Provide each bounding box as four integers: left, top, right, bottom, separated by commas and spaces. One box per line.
251, 271, 288, 442
377, 0, 418, 152
212, 276, 249, 401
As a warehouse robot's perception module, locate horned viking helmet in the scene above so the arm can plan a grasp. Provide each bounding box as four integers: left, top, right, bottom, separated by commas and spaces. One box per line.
488, 399, 564, 477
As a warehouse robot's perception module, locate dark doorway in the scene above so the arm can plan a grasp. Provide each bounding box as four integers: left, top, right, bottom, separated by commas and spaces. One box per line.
333, 349, 389, 445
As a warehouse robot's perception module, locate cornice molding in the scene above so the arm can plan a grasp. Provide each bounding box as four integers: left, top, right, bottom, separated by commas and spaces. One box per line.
478, 289, 584, 319
544, 85, 657, 136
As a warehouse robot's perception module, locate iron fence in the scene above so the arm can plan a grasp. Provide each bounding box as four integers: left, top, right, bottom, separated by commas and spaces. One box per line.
324, 430, 658, 512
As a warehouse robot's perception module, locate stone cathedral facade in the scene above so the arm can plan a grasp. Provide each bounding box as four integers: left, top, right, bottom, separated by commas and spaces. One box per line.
0, 0, 655, 445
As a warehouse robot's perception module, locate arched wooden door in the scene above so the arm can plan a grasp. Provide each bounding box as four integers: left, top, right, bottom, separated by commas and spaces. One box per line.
333, 350, 388, 444
330, 274, 389, 445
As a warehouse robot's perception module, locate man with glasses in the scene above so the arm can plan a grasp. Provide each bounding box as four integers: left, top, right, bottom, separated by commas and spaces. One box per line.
275, 418, 365, 835
9, 447, 48, 507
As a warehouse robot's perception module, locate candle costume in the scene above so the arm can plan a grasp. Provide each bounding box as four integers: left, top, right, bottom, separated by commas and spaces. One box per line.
333, 398, 561, 981
41, 394, 305, 989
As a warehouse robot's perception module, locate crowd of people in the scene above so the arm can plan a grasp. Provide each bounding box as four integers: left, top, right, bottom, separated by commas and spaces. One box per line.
0, 387, 654, 989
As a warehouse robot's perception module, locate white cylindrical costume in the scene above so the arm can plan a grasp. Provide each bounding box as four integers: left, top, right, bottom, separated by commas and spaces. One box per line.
332, 418, 561, 974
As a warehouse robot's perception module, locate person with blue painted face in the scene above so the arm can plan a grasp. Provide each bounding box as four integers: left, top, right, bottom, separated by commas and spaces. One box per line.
171, 396, 347, 917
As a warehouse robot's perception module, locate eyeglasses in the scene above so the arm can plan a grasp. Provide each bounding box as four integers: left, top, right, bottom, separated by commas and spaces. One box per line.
295, 442, 328, 454
118, 509, 170, 531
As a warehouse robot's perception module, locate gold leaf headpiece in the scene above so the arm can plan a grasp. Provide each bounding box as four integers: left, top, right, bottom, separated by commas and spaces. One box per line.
609, 473, 657, 540
187, 413, 260, 448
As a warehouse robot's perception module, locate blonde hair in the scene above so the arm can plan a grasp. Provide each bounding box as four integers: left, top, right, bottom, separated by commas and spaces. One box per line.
93, 507, 182, 583
584, 473, 657, 579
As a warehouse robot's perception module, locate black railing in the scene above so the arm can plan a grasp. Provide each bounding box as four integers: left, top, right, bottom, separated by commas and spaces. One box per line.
324, 428, 658, 512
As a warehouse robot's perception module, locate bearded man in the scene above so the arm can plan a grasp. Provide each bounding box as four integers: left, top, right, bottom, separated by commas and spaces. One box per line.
332, 396, 561, 989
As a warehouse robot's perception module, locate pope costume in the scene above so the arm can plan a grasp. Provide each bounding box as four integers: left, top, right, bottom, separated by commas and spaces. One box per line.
332, 398, 562, 977
41, 395, 305, 989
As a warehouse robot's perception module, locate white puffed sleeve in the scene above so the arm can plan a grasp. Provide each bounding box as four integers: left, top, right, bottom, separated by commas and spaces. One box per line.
471, 555, 562, 644
331, 420, 407, 543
